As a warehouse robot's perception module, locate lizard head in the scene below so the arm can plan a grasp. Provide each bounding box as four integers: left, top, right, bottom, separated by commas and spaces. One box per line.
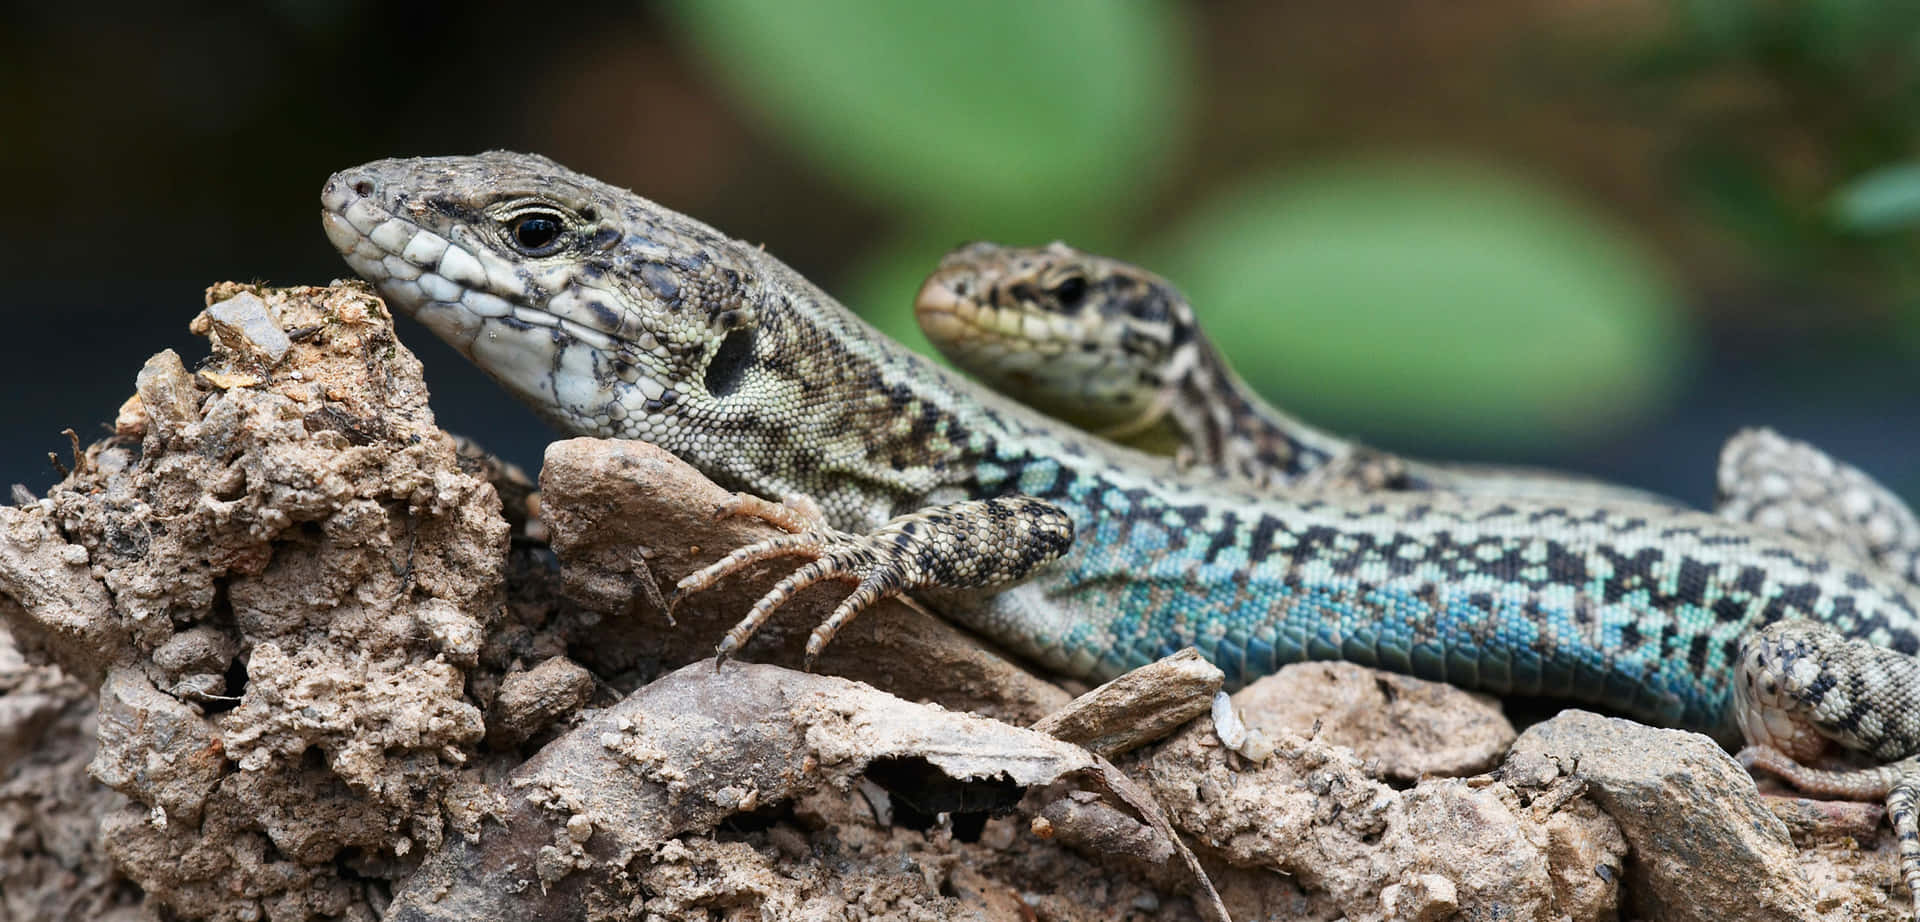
321, 152, 776, 444
914, 241, 1200, 437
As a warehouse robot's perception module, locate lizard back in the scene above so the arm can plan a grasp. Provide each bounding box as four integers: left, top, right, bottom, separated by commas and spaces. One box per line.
322, 152, 1920, 740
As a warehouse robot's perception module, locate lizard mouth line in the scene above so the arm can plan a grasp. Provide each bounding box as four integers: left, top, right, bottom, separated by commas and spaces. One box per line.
323, 169, 688, 425
321, 180, 628, 356
913, 275, 1013, 349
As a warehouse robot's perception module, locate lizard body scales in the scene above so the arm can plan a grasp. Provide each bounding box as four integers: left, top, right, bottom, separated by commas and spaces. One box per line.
914, 241, 1920, 584
321, 152, 1920, 745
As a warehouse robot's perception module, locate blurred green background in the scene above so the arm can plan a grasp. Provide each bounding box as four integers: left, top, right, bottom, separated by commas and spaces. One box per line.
3, 0, 1918, 503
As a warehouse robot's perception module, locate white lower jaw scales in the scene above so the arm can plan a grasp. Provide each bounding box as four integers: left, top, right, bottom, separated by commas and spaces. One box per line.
469, 315, 567, 406
382, 255, 423, 282
402, 230, 449, 267
392, 283, 483, 346
338, 249, 386, 287
463, 291, 513, 318
419, 273, 460, 303
370, 219, 413, 255
437, 246, 488, 288
321, 212, 363, 256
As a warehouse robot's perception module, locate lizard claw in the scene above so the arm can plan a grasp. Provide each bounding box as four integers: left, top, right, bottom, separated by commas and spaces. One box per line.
674, 496, 1073, 663
714, 491, 829, 533
1735, 620, 1920, 918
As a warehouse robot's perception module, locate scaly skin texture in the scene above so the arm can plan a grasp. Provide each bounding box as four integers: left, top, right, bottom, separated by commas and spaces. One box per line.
1717, 426, 1920, 584
916, 240, 1920, 579
321, 153, 1920, 745
1736, 619, 1920, 909
917, 238, 1920, 912
913, 240, 1920, 910
916, 241, 1678, 505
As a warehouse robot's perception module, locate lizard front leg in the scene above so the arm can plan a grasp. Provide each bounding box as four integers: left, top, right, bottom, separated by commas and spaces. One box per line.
672, 495, 1075, 666
1735, 620, 1920, 918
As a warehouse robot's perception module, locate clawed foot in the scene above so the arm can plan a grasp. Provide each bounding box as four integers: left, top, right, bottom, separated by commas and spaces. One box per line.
1741, 744, 1920, 915
1736, 619, 1920, 919
669, 494, 1074, 667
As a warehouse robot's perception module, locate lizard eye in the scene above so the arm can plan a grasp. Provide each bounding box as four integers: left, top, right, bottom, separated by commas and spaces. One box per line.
1049, 276, 1087, 308
508, 212, 566, 255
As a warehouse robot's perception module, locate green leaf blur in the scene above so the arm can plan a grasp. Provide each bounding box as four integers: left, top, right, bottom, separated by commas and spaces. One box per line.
664, 0, 1187, 234
1151, 163, 1688, 445
1834, 164, 1920, 232
665, 1, 1711, 452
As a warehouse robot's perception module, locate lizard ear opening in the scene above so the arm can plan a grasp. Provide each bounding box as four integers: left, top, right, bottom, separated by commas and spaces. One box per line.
703, 326, 755, 397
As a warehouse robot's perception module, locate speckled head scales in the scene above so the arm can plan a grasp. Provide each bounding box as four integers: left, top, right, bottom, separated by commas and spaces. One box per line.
321, 152, 779, 443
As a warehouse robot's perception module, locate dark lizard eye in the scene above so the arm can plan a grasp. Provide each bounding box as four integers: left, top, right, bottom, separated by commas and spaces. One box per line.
508, 212, 565, 255
1050, 276, 1087, 307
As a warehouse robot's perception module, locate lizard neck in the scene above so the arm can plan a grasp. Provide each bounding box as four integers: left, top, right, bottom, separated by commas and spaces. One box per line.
672, 250, 1043, 530
1163, 340, 1350, 482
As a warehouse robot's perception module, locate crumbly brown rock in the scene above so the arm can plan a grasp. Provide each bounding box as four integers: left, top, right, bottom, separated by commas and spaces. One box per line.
1, 281, 1913, 921
1127, 705, 1627, 922
1510, 710, 1912, 922
536, 435, 1074, 723
0, 629, 145, 922
3, 282, 509, 921
1231, 661, 1516, 782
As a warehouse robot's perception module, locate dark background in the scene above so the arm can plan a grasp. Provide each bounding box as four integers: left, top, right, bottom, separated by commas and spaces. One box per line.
5, 1, 1919, 506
